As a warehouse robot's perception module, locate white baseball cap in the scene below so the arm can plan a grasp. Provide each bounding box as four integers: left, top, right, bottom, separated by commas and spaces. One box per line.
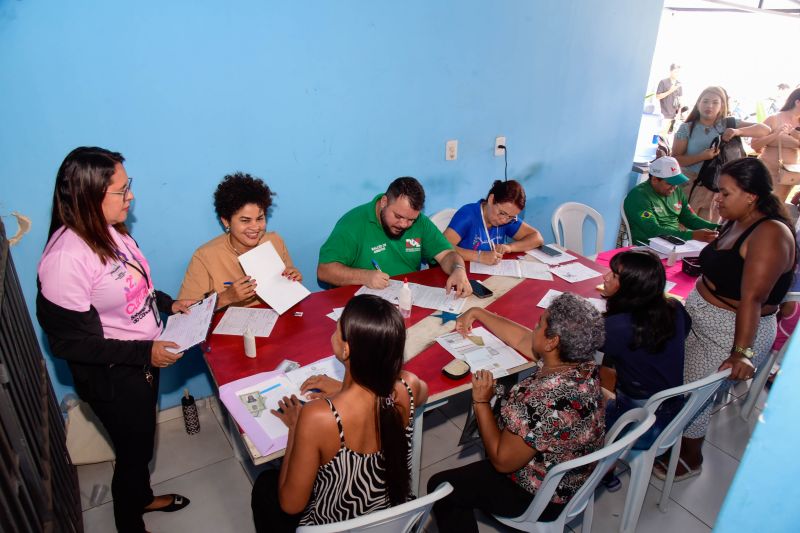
650, 156, 689, 185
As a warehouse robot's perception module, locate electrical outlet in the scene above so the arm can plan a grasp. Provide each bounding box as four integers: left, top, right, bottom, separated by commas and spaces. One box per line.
495, 136, 506, 156
446, 140, 458, 161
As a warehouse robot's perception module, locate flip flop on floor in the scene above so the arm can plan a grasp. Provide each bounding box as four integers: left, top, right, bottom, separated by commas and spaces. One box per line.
143, 494, 191, 513
653, 458, 701, 482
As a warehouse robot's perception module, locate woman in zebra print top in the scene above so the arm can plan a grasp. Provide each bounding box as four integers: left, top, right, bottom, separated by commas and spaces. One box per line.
251, 294, 428, 532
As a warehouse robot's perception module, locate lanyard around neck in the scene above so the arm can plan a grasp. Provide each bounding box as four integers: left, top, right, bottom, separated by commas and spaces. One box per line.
479, 202, 496, 252
116, 241, 152, 291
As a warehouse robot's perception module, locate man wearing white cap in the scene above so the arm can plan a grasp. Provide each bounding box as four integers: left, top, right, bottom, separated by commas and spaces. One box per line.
624, 156, 719, 245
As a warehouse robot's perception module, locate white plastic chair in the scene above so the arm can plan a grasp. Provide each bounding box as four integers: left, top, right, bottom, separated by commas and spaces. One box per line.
295, 482, 453, 533
618, 369, 732, 533
492, 407, 656, 533
551, 202, 605, 258
429, 208, 457, 233
619, 202, 633, 247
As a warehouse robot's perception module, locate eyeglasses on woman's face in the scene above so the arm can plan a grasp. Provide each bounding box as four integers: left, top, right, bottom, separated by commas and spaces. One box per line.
106, 177, 133, 198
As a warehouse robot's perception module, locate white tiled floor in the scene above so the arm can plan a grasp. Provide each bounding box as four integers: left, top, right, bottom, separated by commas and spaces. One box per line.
78, 382, 766, 532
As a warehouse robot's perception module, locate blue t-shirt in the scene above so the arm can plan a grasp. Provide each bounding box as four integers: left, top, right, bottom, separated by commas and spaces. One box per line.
447, 200, 523, 251
675, 118, 741, 174
601, 301, 690, 399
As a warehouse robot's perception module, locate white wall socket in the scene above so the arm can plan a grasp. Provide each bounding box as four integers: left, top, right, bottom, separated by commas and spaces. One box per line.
495, 136, 506, 156
446, 139, 458, 161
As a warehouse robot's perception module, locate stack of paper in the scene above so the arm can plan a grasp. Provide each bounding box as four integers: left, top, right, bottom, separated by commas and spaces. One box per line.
436, 327, 528, 377
355, 280, 467, 314
470, 259, 553, 280
238, 241, 310, 314
647, 238, 706, 259
212, 306, 279, 337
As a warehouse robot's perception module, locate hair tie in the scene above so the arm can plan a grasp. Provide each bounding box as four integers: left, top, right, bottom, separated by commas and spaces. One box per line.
383, 396, 395, 408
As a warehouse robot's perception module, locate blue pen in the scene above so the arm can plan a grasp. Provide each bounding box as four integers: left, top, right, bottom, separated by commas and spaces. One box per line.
371, 259, 382, 272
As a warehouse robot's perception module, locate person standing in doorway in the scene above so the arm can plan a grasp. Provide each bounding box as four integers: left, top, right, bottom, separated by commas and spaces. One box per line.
656, 64, 683, 135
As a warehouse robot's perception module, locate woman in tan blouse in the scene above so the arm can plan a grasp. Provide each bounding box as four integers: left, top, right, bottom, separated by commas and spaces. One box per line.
178, 172, 301, 309
751, 88, 800, 203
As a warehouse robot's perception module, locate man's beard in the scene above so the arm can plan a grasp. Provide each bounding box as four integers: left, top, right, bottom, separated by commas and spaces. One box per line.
380, 208, 405, 240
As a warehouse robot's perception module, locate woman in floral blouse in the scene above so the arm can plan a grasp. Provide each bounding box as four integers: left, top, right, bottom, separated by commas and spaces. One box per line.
428, 293, 605, 532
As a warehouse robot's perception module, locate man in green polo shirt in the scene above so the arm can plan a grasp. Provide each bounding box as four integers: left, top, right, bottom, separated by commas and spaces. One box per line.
317, 177, 472, 296
624, 156, 719, 245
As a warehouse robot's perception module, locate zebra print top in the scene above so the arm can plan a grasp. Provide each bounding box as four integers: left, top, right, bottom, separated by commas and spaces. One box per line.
298, 379, 415, 526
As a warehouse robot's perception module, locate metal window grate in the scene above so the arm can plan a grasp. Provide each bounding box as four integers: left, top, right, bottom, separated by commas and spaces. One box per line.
0, 218, 82, 533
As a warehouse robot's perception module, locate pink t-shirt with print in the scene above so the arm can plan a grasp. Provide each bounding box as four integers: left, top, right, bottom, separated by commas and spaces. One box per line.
38, 226, 162, 342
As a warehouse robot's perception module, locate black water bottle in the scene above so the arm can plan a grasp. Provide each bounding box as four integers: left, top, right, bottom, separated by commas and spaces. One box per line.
182, 389, 200, 435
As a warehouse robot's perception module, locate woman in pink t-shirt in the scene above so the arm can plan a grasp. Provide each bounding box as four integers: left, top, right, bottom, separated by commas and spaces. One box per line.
36, 147, 194, 533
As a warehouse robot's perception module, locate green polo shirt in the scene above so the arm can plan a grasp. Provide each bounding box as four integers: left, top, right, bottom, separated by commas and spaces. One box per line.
624, 181, 718, 245
318, 194, 452, 277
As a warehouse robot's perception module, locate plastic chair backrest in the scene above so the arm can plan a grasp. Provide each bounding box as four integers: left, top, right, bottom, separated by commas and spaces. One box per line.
502, 407, 655, 526
643, 368, 732, 456
619, 202, 633, 246
295, 482, 453, 533
551, 202, 605, 257
429, 208, 457, 233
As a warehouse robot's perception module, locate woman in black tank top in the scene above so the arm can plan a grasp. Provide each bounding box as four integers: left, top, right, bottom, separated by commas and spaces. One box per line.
665, 157, 796, 481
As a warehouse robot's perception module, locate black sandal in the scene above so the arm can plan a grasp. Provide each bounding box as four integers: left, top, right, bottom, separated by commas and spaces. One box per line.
143, 494, 190, 513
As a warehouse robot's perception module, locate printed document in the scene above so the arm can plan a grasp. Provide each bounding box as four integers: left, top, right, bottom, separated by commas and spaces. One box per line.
235, 375, 302, 439
470, 259, 552, 280
238, 241, 310, 314
212, 307, 279, 337
549, 262, 602, 283
285, 355, 345, 396
436, 327, 528, 377
158, 293, 217, 353
355, 280, 466, 313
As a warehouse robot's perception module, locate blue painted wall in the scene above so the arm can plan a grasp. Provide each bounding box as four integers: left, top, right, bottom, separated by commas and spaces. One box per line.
0, 0, 664, 408
715, 334, 799, 532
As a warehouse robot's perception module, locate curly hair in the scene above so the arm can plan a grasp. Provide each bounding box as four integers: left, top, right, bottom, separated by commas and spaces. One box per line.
213, 172, 274, 221
545, 293, 605, 362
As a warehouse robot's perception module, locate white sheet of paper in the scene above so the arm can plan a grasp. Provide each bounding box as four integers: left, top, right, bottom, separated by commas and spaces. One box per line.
356, 280, 466, 313
235, 375, 302, 439
537, 289, 604, 312
326, 307, 345, 321
158, 293, 217, 352
436, 327, 528, 376
526, 245, 578, 265
537, 289, 563, 309
285, 355, 346, 397
212, 306, 279, 337
665, 280, 677, 293
549, 262, 602, 283
238, 241, 310, 314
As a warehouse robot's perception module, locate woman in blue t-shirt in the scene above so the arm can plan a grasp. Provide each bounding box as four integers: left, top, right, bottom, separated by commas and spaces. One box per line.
599, 249, 690, 489
673, 86, 770, 221
444, 180, 543, 265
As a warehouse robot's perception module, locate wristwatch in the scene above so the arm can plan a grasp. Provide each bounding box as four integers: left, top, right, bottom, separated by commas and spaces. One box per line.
732, 345, 755, 359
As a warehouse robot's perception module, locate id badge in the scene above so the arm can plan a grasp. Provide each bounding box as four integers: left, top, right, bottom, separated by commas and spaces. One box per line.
147, 290, 162, 328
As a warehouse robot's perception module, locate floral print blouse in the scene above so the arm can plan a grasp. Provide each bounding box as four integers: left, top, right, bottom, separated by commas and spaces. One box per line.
499, 361, 604, 504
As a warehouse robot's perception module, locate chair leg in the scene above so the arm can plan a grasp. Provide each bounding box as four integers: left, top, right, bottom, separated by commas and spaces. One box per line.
741, 348, 781, 421
619, 453, 651, 533
582, 497, 594, 533
411, 409, 425, 495
659, 440, 682, 512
